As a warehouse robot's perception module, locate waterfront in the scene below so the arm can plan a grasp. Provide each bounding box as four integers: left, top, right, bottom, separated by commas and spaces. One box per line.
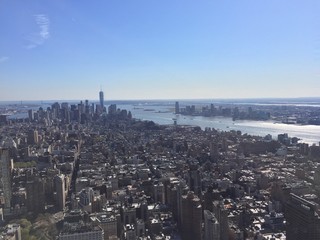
2, 100, 320, 145
120, 103, 320, 145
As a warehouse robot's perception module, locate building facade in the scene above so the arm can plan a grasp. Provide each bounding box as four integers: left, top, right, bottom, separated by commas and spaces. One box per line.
286, 193, 320, 240
0, 148, 12, 210
181, 191, 202, 240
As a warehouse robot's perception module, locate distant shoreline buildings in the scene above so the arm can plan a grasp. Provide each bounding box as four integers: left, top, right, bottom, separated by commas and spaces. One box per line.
174, 101, 320, 125
0, 92, 320, 239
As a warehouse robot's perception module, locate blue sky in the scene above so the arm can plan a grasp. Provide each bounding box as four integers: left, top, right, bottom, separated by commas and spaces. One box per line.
0, 0, 319, 100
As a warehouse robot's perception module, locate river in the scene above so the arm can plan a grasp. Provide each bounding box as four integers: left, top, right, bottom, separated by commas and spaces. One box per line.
2, 100, 320, 145
119, 103, 320, 145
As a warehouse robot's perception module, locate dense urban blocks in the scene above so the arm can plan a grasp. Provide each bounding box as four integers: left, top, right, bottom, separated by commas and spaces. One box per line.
0, 98, 320, 239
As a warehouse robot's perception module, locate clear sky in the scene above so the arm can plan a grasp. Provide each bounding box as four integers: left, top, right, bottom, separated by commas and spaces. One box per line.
0, 0, 319, 101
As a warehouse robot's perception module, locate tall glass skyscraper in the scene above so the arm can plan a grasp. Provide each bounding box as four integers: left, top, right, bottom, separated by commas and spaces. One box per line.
99, 89, 104, 109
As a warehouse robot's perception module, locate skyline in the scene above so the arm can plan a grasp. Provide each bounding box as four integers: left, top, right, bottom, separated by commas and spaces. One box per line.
1, 0, 319, 101
2, 96, 320, 103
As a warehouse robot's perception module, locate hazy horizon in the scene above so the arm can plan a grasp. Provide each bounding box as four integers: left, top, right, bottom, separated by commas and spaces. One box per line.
1, 0, 319, 100
1, 96, 320, 104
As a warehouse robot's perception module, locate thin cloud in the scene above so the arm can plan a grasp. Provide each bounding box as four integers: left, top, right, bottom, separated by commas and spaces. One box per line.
0, 56, 9, 63
25, 14, 50, 49
35, 14, 50, 40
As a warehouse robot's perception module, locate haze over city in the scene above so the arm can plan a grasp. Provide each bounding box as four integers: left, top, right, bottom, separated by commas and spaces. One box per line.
2, 2, 320, 239
1, 0, 319, 100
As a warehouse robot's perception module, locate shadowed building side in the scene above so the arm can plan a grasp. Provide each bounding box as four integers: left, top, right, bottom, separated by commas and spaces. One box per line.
181, 191, 202, 240
285, 193, 320, 240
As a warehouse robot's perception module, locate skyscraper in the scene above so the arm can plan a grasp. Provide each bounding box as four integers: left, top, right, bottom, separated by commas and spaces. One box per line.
188, 163, 201, 196
213, 201, 229, 240
181, 191, 202, 240
286, 193, 320, 240
204, 210, 220, 240
175, 101, 180, 114
99, 89, 104, 109
26, 177, 45, 214
28, 109, 34, 121
55, 174, 66, 211
0, 148, 12, 210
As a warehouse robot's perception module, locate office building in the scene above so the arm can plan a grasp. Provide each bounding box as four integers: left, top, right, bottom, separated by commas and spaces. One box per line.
0, 148, 12, 210
175, 101, 180, 114
286, 193, 320, 240
27, 130, 38, 145
213, 201, 229, 240
28, 109, 34, 122
204, 210, 220, 240
108, 104, 117, 115
99, 89, 104, 109
203, 186, 220, 211
26, 177, 45, 214
55, 174, 66, 211
188, 163, 201, 196
153, 182, 165, 204
181, 191, 202, 240
121, 206, 136, 225
314, 166, 320, 186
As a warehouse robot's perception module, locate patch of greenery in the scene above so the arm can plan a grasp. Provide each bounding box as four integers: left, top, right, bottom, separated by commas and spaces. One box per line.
10, 214, 58, 240
14, 161, 37, 168
13, 218, 37, 240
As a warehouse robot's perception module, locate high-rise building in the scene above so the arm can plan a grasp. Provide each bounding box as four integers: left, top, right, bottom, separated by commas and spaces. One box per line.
26, 177, 45, 214
0, 148, 12, 210
286, 193, 320, 240
175, 101, 180, 114
203, 186, 220, 211
51, 102, 61, 119
176, 180, 189, 228
314, 166, 320, 186
33, 130, 39, 144
153, 182, 165, 204
27, 129, 39, 145
181, 191, 202, 240
213, 201, 229, 240
55, 174, 66, 211
188, 163, 201, 196
28, 109, 34, 122
204, 210, 220, 240
121, 205, 136, 225
108, 104, 117, 115
99, 89, 104, 109
210, 104, 215, 114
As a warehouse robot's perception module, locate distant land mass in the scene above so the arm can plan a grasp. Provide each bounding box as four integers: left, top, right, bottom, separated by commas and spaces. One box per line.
1, 97, 320, 144
1, 97, 320, 106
